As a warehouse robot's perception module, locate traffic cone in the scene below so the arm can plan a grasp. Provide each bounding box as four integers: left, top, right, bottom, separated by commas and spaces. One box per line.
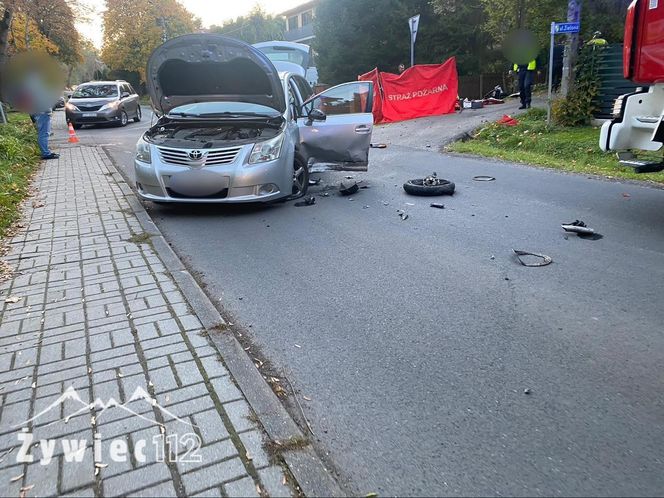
67, 122, 79, 143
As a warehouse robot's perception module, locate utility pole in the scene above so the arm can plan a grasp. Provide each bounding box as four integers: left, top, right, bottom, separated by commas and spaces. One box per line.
560, 0, 582, 97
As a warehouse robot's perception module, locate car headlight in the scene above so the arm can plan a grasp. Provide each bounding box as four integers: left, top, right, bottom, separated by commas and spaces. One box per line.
136, 139, 152, 164
248, 133, 285, 164
65, 102, 79, 112
99, 101, 120, 112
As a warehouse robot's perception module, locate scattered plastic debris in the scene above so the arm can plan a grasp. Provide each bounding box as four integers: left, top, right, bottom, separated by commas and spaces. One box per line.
308, 178, 321, 186
523, 388, 532, 395
561, 220, 603, 240
561, 220, 594, 235
339, 181, 360, 196
294, 195, 316, 207
513, 250, 553, 267
370, 143, 387, 149
397, 210, 409, 221
497, 114, 519, 126
430, 203, 445, 209
473, 175, 496, 182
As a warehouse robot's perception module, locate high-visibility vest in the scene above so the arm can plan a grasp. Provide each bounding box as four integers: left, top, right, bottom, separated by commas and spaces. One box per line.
514, 60, 536, 71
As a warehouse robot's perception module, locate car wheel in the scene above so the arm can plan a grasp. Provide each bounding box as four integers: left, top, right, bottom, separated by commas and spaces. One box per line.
403, 178, 455, 196
119, 111, 128, 127
134, 106, 142, 122
292, 153, 309, 197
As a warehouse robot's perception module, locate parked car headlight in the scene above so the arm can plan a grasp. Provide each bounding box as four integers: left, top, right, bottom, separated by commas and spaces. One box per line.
248, 133, 285, 164
65, 102, 79, 112
99, 101, 120, 112
136, 139, 152, 164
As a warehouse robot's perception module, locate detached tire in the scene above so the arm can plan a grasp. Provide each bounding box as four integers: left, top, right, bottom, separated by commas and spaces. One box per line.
403, 178, 455, 196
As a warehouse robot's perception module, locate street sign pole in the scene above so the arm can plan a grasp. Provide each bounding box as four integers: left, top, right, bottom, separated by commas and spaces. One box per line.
547, 22, 555, 126
409, 15, 420, 68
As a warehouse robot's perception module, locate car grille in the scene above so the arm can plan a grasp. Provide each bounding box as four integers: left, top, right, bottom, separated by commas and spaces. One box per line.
166, 188, 229, 199
157, 146, 243, 167
77, 104, 103, 111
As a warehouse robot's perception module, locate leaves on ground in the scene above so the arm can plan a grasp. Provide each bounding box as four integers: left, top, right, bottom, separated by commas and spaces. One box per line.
450, 108, 664, 184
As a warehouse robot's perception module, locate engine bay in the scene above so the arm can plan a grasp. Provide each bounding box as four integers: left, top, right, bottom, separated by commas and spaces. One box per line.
145, 121, 282, 148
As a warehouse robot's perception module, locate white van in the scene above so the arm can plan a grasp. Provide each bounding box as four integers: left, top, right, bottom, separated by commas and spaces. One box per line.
253, 41, 319, 87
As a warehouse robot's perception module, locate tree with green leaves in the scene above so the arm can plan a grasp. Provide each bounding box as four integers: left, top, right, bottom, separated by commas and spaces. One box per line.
315, 0, 500, 84
210, 6, 285, 45
0, 0, 84, 66
480, 0, 566, 50
582, 0, 631, 42
101, 0, 200, 82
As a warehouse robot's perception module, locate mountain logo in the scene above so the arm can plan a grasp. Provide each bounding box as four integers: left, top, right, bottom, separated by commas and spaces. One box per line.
15, 386, 195, 429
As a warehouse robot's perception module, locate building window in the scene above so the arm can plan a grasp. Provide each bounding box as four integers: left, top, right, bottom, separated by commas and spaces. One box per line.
288, 16, 298, 31
301, 10, 313, 26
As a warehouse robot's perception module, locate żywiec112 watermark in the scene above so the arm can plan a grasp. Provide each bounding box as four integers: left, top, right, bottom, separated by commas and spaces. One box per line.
14, 386, 202, 466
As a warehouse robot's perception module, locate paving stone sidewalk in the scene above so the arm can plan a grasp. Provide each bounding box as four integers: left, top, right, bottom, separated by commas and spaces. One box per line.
0, 146, 294, 497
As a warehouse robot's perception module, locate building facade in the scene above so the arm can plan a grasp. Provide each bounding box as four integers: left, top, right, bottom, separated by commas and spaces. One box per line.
281, 0, 319, 43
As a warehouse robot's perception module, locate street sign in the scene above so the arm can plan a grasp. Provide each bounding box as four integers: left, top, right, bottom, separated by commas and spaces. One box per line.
408, 14, 420, 67
552, 22, 580, 35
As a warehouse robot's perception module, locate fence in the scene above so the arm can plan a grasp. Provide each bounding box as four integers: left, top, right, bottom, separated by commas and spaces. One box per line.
594, 44, 638, 120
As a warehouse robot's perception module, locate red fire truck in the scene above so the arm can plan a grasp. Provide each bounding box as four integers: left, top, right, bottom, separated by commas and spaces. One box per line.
600, 0, 664, 173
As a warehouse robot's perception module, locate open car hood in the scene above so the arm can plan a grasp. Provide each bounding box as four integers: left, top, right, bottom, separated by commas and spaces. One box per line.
146, 34, 286, 116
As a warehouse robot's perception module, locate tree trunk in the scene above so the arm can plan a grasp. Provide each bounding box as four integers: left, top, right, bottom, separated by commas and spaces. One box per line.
0, 7, 13, 66
561, 0, 582, 97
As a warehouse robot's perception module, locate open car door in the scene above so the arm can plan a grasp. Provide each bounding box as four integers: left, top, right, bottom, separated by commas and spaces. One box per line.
297, 81, 374, 172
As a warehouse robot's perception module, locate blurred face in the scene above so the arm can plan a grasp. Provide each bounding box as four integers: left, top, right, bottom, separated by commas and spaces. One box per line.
398, 64, 406, 73
1, 52, 64, 114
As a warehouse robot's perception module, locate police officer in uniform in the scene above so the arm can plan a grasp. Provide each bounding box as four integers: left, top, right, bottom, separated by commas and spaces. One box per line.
513, 59, 536, 109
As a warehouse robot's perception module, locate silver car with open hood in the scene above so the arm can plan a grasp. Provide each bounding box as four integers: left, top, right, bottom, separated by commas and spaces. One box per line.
135, 34, 374, 203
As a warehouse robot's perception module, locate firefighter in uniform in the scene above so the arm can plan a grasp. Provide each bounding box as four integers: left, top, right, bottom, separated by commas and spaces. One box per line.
513, 59, 536, 109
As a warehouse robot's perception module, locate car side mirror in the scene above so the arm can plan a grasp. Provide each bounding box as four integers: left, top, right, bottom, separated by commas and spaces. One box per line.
306, 108, 326, 126
121, 92, 130, 99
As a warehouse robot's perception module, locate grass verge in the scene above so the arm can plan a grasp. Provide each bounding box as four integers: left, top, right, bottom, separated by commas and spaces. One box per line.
0, 113, 41, 239
448, 108, 664, 185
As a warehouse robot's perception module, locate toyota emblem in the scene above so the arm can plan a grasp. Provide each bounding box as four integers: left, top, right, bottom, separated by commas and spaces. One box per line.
188, 150, 203, 160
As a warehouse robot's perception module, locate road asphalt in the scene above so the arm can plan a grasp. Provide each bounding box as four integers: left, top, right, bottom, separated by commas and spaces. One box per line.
63, 107, 664, 496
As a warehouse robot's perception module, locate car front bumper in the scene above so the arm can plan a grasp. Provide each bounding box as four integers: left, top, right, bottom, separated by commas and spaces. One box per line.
134, 144, 294, 204
66, 108, 123, 125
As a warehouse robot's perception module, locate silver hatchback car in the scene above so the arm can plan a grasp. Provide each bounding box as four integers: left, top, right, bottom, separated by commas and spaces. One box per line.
135, 34, 374, 203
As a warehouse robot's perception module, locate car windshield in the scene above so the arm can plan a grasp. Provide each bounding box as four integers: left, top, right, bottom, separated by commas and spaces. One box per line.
168, 102, 281, 118
258, 46, 309, 68
71, 84, 119, 99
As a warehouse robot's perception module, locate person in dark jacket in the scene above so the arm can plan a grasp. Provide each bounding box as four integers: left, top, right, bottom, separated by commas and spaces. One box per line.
513, 59, 536, 109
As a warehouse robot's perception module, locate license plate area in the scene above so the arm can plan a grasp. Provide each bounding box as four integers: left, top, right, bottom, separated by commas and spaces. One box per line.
82, 113, 96, 118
